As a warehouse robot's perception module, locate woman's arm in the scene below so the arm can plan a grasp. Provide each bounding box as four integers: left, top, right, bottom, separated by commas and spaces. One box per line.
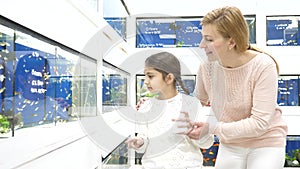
194, 63, 210, 106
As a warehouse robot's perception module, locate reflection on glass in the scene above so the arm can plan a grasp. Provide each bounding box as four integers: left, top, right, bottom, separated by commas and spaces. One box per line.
102, 138, 129, 165
49, 48, 78, 118
104, 17, 127, 41
245, 15, 256, 44
74, 57, 97, 117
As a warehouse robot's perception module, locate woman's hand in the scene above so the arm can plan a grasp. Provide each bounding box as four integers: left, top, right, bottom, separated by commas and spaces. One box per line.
125, 137, 144, 150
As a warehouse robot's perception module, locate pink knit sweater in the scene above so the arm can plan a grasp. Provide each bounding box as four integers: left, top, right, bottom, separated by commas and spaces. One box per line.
195, 53, 288, 148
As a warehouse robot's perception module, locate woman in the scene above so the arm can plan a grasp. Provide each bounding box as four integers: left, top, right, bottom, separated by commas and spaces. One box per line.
185, 6, 288, 169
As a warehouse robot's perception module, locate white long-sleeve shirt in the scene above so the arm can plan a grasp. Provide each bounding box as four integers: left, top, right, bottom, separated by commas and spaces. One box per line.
135, 93, 214, 169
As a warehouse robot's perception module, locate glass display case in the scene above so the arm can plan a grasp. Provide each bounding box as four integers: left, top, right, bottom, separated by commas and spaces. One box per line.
136, 17, 202, 48
0, 24, 14, 134
73, 56, 97, 117
136, 16, 256, 48
0, 16, 97, 136
245, 15, 256, 44
278, 75, 299, 106
102, 60, 130, 113
285, 135, 300, 167
267, 16, 300, 46
104, 17, 127, 41
102, 136, 130, 167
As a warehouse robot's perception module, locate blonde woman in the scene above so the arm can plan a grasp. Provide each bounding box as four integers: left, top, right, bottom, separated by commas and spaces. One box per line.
184, 6, 288, 169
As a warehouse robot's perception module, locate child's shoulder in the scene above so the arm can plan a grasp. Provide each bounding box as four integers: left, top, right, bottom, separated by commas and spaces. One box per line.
137, 98, 152, 113
138, 97, 164, 113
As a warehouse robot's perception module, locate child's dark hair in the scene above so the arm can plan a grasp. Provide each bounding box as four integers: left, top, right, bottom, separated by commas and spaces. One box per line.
145, 52, 190, 95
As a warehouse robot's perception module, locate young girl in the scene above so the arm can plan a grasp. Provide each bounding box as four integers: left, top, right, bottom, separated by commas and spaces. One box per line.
126, 52, 213, 169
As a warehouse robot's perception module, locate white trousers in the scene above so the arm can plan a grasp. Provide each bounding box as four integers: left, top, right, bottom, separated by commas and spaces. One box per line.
215, 144, 285, 169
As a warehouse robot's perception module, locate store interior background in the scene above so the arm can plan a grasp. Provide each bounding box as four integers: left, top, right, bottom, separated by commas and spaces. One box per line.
0, 0, 300, 168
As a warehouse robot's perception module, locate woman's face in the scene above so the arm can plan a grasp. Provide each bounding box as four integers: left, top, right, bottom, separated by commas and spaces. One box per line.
199, 24, 230, 62
143, 67, 167, 95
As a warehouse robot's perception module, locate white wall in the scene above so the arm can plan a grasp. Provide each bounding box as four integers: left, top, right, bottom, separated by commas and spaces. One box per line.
103, 0, 128, 17
0, 0, 106, 60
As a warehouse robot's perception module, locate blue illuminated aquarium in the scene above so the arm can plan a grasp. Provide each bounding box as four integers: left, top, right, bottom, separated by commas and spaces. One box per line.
285, 135, 300, 167
0, 17, 96, 136
277, 75, 299, 106
102, 60, 129, 109
136, 18, 202, 48
267, 16, 300, 46
1, 41, 73, 127
103, 74, 127, 106
1, 44, 72, 127
136, 16, 256, 48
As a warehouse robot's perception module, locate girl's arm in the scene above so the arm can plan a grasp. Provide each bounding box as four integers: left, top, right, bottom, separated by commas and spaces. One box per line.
189, 133, 214, 149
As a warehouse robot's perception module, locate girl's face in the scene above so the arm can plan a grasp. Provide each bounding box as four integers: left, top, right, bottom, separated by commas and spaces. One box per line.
144, 67, 167, 95
199, 24, 231, 62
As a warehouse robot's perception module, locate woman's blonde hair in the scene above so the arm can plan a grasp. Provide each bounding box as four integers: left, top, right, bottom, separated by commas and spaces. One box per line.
201, 6, 279, 74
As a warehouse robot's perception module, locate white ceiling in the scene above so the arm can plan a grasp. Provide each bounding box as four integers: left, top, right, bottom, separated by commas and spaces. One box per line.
104, 0, 300, 19
122, 0, 258, 16
103, 0, 260, 17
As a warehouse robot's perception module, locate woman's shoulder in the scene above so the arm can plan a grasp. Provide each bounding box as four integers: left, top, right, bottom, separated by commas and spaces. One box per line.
244, 52, 278, 79
251, 51, 275, 64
